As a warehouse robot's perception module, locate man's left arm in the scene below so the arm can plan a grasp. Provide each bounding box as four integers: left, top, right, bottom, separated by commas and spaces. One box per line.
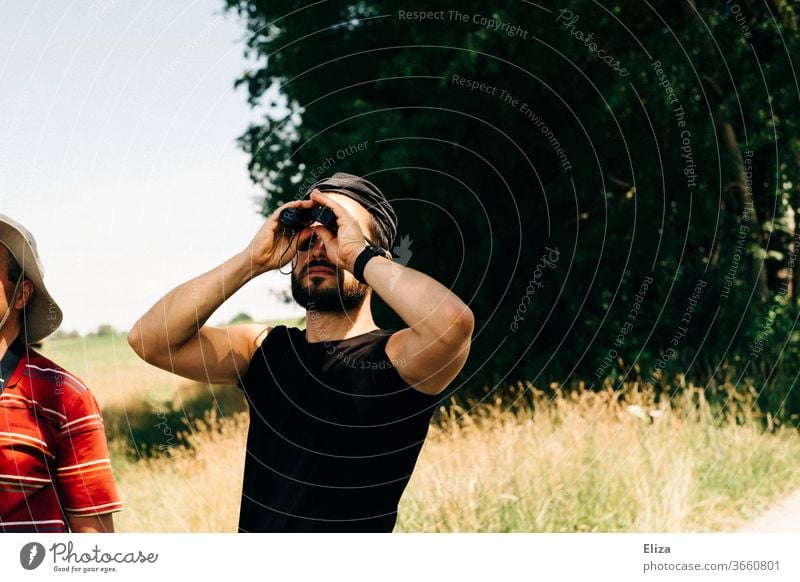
358, 255, 474, 396
56, 379, 124, 531
309, 190, 474, 396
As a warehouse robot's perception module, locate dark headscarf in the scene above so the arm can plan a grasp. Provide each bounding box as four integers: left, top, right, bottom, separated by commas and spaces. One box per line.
303, 172, 397, 250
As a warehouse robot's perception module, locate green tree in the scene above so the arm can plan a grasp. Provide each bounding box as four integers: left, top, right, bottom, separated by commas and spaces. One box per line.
96, 324, 115, 337
224, 0, 800, 416
230, 312, 255, 324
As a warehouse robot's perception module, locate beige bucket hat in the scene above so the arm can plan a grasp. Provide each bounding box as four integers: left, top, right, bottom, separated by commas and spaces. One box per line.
0, 214, 63, 343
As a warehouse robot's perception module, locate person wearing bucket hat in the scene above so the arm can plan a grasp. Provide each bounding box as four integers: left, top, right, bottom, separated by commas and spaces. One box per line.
130, 171, 474, 532
0, 215, 123, 532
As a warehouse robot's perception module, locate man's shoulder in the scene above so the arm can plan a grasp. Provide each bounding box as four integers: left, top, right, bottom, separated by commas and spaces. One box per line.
20, 349, 90, 398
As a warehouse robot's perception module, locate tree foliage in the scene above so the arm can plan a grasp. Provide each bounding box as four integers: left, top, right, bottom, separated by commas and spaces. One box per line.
224, 0, 800, 418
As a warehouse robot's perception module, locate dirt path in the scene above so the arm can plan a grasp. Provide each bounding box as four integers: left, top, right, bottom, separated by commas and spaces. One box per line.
739, 490, 800, 532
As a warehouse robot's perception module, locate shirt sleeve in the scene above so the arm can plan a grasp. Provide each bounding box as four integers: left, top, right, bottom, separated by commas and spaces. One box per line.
368, 332, 442, 405
56, 386, 123, 517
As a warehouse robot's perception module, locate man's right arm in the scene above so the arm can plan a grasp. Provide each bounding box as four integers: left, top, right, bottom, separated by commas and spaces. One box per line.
127, 252, 267, 385
128, 199, 314, 385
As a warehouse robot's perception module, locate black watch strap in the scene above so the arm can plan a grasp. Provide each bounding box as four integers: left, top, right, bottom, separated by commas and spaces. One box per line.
353, 242, 390, 284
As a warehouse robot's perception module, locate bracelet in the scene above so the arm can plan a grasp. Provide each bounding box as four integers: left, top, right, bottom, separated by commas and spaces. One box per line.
353, 243, 390, 284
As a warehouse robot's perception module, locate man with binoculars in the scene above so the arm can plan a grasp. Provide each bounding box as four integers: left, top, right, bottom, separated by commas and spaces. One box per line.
129, 172, 474, 532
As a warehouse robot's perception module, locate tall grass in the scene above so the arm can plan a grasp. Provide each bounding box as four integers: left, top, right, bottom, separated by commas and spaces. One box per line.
108, 381, 800, 532
111, 411, 247, 533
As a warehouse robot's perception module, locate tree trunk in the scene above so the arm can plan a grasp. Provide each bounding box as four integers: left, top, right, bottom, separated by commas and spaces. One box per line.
718, 121, 768, 299
793, 150, 800, 303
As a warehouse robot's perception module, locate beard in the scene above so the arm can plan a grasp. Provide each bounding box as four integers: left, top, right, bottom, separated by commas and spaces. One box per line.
290, 266, 369, 313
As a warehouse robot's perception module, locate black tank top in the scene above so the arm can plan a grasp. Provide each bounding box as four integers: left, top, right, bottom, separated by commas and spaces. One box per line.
237, 325, 440, 532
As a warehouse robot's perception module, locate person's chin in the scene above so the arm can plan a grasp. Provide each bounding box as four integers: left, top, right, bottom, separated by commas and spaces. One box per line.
307, 274, 336, 285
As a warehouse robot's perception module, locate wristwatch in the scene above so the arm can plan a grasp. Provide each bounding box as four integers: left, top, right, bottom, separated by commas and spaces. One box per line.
353, 241, 392, 284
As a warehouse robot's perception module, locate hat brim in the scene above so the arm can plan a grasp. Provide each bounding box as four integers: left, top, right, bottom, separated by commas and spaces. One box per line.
0, 222, 63, 343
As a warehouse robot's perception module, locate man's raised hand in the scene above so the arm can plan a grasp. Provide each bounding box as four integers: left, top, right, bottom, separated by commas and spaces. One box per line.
308, 190, 369, 272
244, 198, 317, 276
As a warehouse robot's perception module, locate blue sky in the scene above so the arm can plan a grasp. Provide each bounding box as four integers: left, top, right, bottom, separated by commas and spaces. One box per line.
0, 0, 303, 333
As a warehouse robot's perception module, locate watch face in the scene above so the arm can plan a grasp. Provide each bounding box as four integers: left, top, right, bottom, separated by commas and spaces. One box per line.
363, 238, 387, 257
368, 244, 390, 259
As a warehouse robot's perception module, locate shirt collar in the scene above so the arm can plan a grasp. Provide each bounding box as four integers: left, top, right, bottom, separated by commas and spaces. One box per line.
0, 336, 26, 394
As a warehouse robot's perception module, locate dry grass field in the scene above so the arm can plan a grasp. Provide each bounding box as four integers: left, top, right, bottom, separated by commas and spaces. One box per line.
39, 334, 800, 532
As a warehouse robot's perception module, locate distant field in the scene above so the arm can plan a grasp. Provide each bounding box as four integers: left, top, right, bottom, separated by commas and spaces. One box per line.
41, 333, 188, 409
34, 327, 800, 533
39, 318, 305, 460
39, 317, 306, 408
106, 384, 800, 533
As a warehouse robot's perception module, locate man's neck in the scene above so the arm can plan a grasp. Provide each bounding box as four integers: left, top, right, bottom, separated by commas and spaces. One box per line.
0, 326, 21, 361
304, 305, 377, 343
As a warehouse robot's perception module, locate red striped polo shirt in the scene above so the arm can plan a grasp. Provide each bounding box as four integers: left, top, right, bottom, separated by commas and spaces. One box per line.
0, 346, 123, 532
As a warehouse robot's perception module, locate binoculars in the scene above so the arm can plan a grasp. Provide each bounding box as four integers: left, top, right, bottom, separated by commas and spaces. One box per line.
279, 206, 338, 234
